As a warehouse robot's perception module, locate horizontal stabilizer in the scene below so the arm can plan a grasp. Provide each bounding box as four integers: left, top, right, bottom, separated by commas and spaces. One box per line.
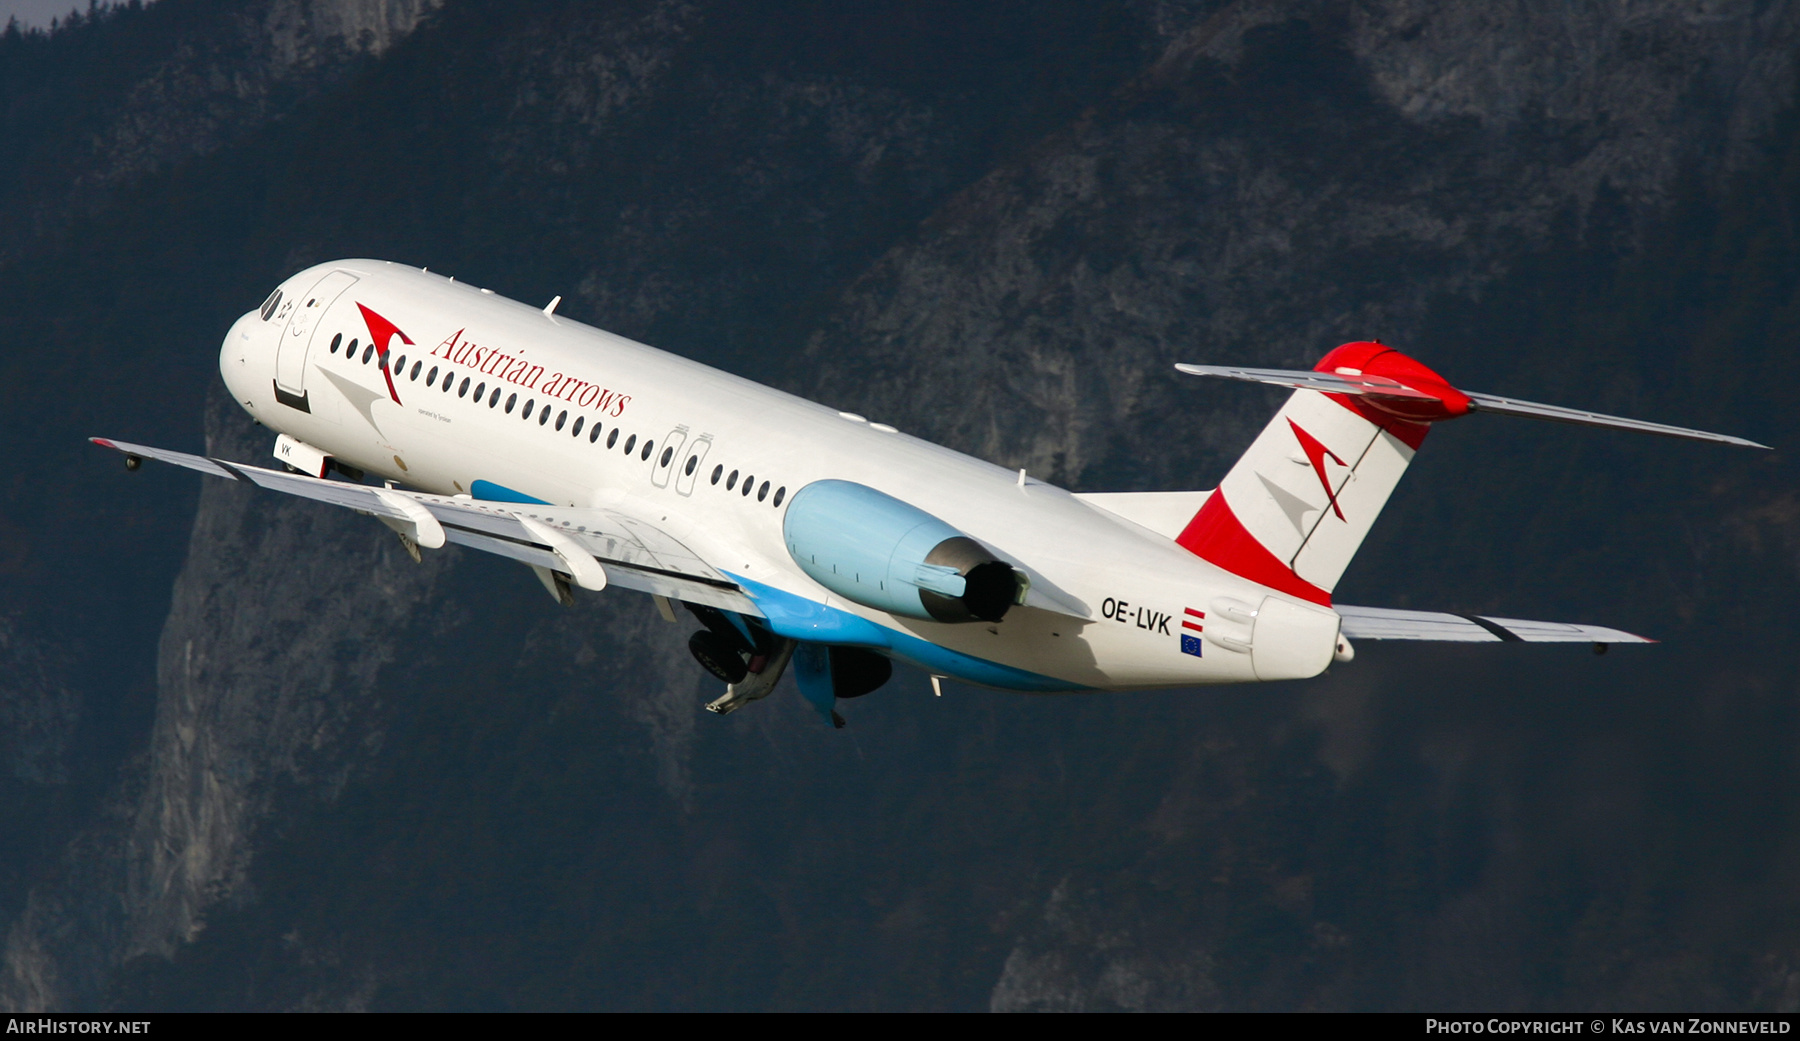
1462, 392, 1767, 448
1336, 604, 1652, 644
1175, 363, 1436, 400
1175, 363, 1767, 448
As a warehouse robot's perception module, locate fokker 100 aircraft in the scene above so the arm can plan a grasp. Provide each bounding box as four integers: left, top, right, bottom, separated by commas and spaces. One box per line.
95, 260, 1769, 727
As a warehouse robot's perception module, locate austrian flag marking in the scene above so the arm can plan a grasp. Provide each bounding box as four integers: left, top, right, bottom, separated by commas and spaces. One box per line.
1180, 608, 1205, 657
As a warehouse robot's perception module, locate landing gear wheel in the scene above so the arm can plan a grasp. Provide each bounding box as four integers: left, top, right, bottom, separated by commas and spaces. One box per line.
689, 629, 748, 684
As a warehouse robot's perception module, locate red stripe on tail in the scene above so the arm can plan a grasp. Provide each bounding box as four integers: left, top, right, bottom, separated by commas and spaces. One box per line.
1174, 492, 1332, 606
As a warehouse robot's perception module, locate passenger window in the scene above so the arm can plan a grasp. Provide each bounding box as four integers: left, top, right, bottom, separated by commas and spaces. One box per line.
684, 455, 697, 476
757, 481, 769, 502
410, 361, 422, 380
607, 429, 619, 448
362, 344, 375, 364
522, 400, 534, 420
442, 371, 455, 391
710, 464, 722, 485
641, 440, 654, 460
660, 446, 673, 467
773, 486, 786, 507
459, 377, 470, 398
348, 338, 359, 358
506, 393, 517, 413
726, 470, 738, 490
489, 388, 501, 407
426, 366, 439, 384
329, 333, 343, 354
571, 416, 584, 437
393, 355, 406, 373
741, 475, 754, 497
623, 434, 636, 454
589, 423, 602, 443
539, 407, 551, 426
473, 381, 484, 400
555, 410, 567, 431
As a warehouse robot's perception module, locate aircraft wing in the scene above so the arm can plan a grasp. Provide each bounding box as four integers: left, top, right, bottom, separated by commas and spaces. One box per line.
92, 438, 759, 615
1335, 604, 1652, 644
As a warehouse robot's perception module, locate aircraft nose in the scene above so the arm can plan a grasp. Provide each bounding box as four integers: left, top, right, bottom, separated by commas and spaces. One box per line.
218, 309, 262, 403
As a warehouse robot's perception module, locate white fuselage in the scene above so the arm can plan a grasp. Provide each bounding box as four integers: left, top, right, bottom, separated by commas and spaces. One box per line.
220, 260, 1335, 691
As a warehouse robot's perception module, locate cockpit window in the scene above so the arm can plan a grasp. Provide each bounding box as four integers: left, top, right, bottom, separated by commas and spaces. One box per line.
259, 289, 282, 321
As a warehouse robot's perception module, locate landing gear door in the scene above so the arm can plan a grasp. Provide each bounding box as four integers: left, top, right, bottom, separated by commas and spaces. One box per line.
652, 426, 688, 489
276, 270, 359, 398
674, 436, 712, 496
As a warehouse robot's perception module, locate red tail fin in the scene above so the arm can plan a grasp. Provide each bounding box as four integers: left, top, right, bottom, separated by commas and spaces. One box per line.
1176, 343, 1464, 603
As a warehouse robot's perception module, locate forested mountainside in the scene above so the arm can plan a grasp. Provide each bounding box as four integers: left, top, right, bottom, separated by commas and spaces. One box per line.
3, 0, 1800, 1010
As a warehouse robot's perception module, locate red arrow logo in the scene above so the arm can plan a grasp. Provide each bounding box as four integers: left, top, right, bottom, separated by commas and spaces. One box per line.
1288, 418, 1346, 520
356, 302, 412, 406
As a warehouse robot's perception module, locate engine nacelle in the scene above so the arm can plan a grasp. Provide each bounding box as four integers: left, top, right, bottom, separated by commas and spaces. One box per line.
783, 480, 1023, 623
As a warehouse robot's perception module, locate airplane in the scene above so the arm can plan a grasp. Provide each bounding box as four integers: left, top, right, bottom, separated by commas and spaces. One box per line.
93, 260, 1770, 728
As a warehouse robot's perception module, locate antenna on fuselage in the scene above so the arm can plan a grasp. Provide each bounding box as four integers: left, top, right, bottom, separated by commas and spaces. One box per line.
543, 295, 562, 317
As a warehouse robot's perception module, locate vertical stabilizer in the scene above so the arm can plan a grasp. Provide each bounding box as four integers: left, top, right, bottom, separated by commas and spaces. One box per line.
1175, 343, 1457, 603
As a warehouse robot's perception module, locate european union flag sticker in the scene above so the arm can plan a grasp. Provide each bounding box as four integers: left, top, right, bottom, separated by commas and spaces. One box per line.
1180, 634, 1204, 658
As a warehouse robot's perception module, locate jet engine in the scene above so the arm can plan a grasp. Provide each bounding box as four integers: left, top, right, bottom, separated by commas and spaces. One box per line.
782, 480, 1024, 623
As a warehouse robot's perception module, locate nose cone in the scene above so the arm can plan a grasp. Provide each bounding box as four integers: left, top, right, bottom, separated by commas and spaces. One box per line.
219, 310, 262, 412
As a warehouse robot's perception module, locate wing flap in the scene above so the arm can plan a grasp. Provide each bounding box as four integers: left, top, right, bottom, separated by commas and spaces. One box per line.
1336, 604, 1652, 644
93, 437, 759, 615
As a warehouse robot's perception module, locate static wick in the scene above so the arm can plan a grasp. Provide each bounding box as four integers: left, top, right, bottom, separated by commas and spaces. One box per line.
544, 295, 562, 317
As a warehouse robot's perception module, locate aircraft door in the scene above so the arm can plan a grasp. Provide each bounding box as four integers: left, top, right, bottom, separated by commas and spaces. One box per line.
275, 270, 359, 401
651, 425, 688, 489
674, 435, 711, 496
